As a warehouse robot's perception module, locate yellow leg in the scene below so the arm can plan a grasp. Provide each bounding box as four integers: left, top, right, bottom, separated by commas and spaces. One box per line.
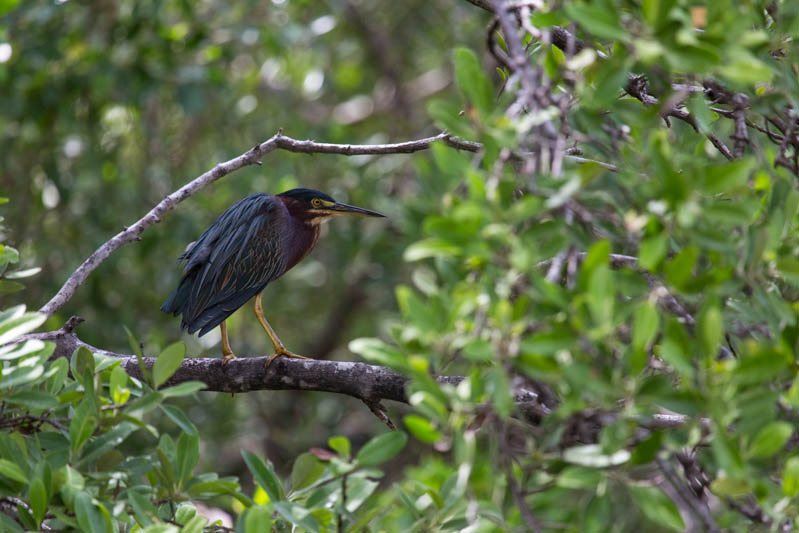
255, 293, 309, 369
220, 321, 236, 365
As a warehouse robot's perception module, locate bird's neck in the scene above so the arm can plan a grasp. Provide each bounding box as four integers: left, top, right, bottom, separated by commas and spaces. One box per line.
284, 216, 321, 271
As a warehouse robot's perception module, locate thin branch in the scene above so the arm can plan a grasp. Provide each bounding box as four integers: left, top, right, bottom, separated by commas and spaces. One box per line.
37, 131, 478, 318
625, 76, 734, 160
657, 456, 719, 533
362, 399, 397, 431
37, 130, 606, 320
497, 420, 543, 533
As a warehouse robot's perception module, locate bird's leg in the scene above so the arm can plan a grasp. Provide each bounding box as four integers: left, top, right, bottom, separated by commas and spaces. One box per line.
254, 293, 309, 369
220, 321, 236, 365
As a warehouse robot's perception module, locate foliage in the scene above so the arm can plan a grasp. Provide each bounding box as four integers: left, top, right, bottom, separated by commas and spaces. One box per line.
3, 0, 799, 531
0, 306, 407, 531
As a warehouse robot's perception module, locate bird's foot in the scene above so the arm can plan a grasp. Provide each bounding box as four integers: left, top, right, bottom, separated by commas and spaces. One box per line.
221, 352, 236, 366
264, 349, 309, 370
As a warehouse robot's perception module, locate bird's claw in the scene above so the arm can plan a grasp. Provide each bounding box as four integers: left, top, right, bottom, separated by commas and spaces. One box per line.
221, 352, 236, 366
264, 349, 309, 370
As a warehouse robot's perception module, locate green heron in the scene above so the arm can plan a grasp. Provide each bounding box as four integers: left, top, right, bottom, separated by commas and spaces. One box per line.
161, 188, 384, 367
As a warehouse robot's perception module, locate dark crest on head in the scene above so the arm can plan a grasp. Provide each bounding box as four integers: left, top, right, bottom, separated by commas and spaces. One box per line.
277, 188, 335, 203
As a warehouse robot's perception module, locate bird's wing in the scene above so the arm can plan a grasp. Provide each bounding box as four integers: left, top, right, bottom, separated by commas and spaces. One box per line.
176, 194, 290, 334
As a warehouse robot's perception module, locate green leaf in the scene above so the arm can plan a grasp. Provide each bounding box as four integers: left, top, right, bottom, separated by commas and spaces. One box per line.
698, 300, 723, 357
403, 238, 461, 262
5, 390, 59, 410
580, 240, 610, 283
0, 513, 22, 532
710, 477, 751, 498
638, 233, 669, 271
733, 349, 789, 385
563, 444, 630, 467
161, 404, 198, 436
28, 477, 47, 525
109, 365, 130, 405
274, 501, 320, 532
0, 338, 48, 360
347, 338, 406, 369
345, 477, 379, 513
0, 245, 19, 266
74, 492, 106, 533
712, 431, 744, 478
0, 280, 24, 293
179, 515, 207, 533
0, 458, 27, 483
587, 264, 614, 326
718, 52, 774, 85
16, 504, 36, 531
404, 415, 443, 443
174, 503, 197, 525
244, 506, 272, 533
452, 47, 494, 115
701, 159, 754, 195
490, 366, 512, 417
664, 245, 698, 289
242, 450, 285, 502
631, 300, 659, 373
0, 0, 16, 18
73, 346, 95, 378
783, 456, 799, 496
159, 381, 206, 398
462, 339, 493, 362
153, 342, 185, 389
124, 325, 151, 386
69, 403, 98, 456
0, 361, 46, 390
176, 432, 200, 485
556, 467, 604, 489
290, 453, 325, 492
628, 485, 685, 532
78, 422, 137, 466
749, 422, 793, 458
656, 319, 693, 377
4, 267, 41, 279
58, 466, 85, 508
327, 436, 351, 459
564, 3, 626, 41
126, 489, 158, 526
123, 391, 165, 417
0, 312, 46, 345
355, 432, 408, 466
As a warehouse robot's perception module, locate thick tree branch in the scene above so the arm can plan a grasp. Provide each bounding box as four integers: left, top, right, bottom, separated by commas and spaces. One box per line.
21, 322, 548, 421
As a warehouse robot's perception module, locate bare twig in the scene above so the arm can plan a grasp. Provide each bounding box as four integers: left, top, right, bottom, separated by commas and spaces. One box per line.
625, 76, 734, 160
362, 399, 397, 431
497, 421, 542, 532
491, 0, 540, 114
657, 456, 719, 533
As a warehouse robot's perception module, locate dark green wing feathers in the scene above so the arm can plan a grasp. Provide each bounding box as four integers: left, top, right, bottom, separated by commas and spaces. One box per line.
161, 194, 289, 336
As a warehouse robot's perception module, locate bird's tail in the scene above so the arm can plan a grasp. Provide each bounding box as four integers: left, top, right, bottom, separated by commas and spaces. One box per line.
160, 272, 195, 320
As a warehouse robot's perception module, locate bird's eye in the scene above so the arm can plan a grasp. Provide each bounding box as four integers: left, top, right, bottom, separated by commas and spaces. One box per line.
312, 198, 322, 207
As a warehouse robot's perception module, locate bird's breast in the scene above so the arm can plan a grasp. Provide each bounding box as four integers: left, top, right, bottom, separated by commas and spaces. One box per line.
281, 217, 321, 273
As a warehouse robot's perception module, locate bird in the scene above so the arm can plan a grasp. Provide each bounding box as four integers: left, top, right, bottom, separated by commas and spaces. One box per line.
161, 188, 385, 368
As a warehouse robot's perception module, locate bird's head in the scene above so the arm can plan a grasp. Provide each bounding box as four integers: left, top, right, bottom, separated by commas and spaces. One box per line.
277, 188, 385, 225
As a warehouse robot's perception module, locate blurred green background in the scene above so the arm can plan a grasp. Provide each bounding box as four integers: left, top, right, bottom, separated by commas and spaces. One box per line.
1, 0, 488, 480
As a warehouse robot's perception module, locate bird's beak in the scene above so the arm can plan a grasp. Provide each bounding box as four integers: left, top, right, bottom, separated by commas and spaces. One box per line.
329, 202, 386, 218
